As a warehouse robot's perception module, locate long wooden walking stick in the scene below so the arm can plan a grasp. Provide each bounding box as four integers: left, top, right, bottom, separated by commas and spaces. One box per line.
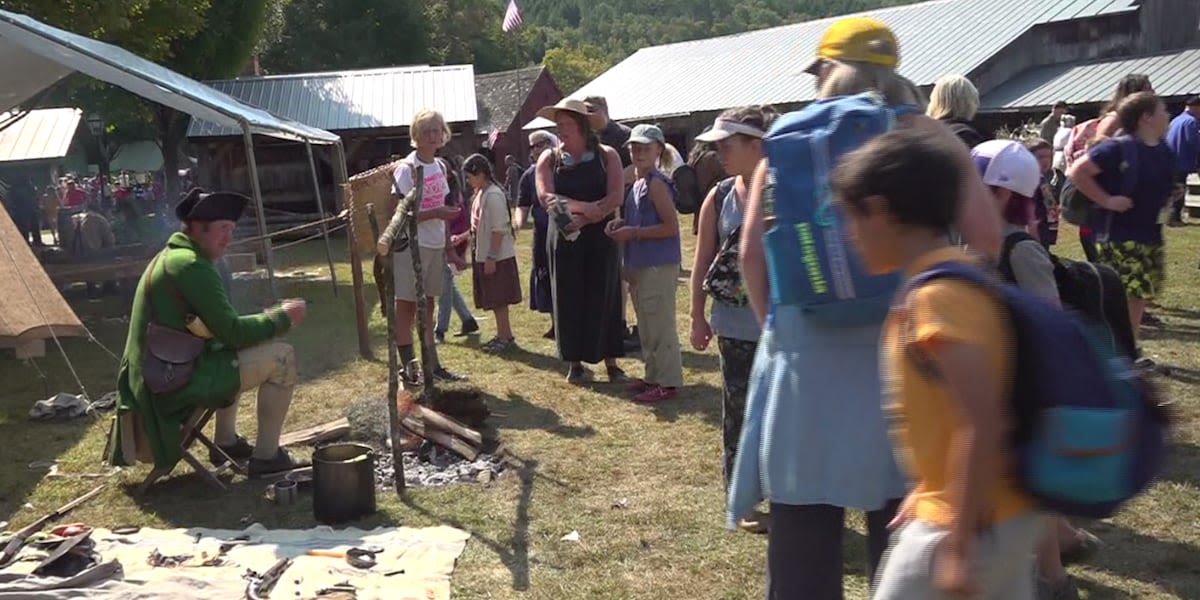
369, 198, 407, 495
405, 168, 436, 406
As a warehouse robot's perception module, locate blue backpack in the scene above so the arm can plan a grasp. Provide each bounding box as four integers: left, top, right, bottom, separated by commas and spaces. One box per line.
763, 92, 914, 326
903, 260, 1169, 519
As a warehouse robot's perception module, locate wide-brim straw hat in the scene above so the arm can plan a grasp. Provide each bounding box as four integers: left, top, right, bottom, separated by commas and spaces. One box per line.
536, 98, 606, 132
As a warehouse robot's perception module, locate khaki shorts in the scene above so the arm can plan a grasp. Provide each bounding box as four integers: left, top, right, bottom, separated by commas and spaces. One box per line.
394, 245, 445, 301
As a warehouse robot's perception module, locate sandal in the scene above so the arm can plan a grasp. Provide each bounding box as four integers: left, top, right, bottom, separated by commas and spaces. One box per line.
482, 337, 517, 353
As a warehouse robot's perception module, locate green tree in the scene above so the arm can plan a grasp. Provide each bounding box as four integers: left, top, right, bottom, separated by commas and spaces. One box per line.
542, 44, 609, 94
153, 0, 275, 198
260, 0, 428, 74
0, 0, 210, 61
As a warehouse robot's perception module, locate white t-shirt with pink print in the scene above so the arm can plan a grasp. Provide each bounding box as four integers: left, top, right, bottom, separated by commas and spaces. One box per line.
393, 152, 449, 249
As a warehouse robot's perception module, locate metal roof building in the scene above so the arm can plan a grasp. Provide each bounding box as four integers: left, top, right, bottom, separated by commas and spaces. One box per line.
982, 47, 1200, 110
567, 0, 1139, 123
188, 64, 479, 138
0, 107, 81, 164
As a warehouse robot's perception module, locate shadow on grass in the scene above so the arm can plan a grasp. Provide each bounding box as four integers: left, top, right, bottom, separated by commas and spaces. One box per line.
1160, 442, 1200, 489
1139, 322, 1200, 345
1154, 305, 1200, 321
1080, 520, 1200, 595
1158, 365, 1200, 386
401, 455, 542, 592
483, 392, 596, 439
0, 294, 134, 521
682, 350, 720, 373
0, 419, 102, 522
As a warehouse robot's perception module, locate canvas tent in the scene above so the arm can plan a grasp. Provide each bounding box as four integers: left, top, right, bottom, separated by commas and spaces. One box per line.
0, 9, 375, 358
0, 202, 85, 357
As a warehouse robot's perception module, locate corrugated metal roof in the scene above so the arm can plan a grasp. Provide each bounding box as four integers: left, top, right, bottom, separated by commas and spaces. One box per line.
188, 65, 478, 138
1037, 0, 1135, 23
0, 107, 80, 163
570, 0, 1139, 122
981, 47, 1200, 110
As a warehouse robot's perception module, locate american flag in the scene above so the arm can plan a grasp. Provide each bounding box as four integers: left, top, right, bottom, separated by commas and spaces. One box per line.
487, 128, 500, 147
502, 0, 522, 32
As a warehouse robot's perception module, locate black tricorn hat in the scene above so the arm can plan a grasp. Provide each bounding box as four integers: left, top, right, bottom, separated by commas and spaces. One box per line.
175, 187, 249, 222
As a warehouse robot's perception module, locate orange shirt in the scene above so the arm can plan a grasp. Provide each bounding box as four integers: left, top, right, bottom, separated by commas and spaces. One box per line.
882, 246, 1033, 528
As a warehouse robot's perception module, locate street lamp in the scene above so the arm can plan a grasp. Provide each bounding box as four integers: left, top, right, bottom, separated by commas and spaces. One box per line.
85, 113, 108, 208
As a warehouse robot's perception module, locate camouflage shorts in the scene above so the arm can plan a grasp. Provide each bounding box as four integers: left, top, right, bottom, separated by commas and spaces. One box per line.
1096, 240, 1165, 300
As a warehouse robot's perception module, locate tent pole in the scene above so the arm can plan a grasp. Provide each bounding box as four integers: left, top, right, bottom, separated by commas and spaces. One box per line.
242, 126, 277, 301
334, 141, 372, 359
305, 142, 339, 297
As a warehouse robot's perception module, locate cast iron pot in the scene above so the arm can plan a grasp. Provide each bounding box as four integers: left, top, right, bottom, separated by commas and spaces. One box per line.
312, 442, 377, 525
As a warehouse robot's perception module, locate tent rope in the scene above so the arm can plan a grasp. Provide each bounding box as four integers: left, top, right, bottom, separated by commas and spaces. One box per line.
0, 229, 90, 399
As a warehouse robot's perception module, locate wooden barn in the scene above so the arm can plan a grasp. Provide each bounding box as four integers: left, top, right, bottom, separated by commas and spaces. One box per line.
186, 65, 479, 215
475, 66, 563, 169
544, 0, 1200, 145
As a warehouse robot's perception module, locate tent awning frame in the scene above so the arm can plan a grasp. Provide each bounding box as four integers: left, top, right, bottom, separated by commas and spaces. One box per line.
0, 10, 375, 358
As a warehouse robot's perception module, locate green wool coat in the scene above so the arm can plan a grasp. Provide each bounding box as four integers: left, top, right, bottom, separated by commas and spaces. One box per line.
108, 232, 290, 468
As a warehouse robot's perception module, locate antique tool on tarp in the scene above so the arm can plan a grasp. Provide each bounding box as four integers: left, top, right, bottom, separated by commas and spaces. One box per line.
32, 529, 95, 577
244, 556, 292, 599
0, 485, 104, 568
305, 545, 381, 569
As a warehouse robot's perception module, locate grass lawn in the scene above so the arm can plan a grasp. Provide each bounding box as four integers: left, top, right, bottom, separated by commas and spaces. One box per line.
1, 221, 1198, 599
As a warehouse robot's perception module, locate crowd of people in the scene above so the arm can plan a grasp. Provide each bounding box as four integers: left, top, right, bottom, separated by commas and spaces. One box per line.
105, 13, 1197, 600
2, 169, 170, 254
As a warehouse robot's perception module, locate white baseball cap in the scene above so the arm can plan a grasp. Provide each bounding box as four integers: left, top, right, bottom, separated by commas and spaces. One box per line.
971, 139, 1040, 199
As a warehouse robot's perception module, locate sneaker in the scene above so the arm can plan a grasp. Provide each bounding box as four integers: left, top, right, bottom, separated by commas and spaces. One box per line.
1037, 576, 1080, 600
1141, 311, 1164, 327
433, 366, 467, 382
248, 448, 310, 478
210, 435, 253, 466
567, 364, 592, 384
634, 385, 677, 404
626, 379, 651, 394
456, 319, 480, 337
435, 330, 446, 344
1135, 355, 1157, 374
606, 365, 629, 383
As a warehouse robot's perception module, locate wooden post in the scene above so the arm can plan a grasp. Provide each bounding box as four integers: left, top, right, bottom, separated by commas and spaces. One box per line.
367, 204, 404, 495
333, 140, 372, 360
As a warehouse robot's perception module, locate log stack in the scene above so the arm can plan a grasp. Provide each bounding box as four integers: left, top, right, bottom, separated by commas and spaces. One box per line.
396, 390, 485, 461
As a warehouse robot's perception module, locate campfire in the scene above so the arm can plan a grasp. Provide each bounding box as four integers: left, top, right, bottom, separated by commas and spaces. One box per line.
345, 387, 506, 488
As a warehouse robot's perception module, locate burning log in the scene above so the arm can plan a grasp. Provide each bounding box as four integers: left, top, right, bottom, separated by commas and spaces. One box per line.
396, 390, 483, 460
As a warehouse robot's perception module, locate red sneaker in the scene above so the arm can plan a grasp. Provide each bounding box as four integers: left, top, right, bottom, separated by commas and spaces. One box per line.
634, 386, 677, 404
626, 379, 651, 394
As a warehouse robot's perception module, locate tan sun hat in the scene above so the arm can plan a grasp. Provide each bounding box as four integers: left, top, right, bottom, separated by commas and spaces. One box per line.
536, 98, 606, 132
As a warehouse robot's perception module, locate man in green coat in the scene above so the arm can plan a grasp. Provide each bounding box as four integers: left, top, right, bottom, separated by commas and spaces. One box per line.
108, 188, 309, 477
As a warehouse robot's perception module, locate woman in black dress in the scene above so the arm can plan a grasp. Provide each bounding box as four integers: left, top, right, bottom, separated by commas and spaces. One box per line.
534, 99, 627, 384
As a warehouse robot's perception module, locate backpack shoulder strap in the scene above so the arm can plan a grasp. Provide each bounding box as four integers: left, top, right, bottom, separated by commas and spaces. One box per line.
998, 231, 1037, 283
710, 177, 737, 249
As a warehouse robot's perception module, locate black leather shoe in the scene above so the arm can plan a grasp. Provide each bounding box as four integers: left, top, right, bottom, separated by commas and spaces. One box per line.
210, 435, 253, 466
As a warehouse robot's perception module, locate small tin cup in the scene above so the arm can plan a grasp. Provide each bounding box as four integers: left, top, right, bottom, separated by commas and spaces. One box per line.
273, 479, 298, 506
